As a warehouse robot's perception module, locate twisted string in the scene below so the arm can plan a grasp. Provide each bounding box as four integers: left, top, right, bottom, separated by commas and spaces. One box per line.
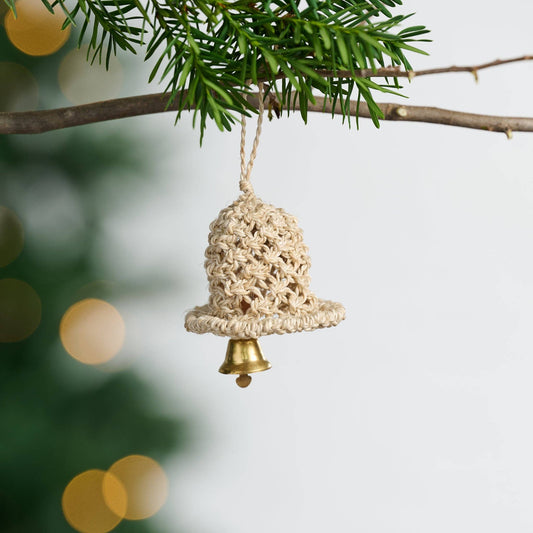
239, 82, 265, 195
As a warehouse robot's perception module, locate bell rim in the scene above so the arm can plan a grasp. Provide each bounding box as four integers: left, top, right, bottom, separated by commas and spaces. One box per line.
185, 299, 345, 338
218, 360, 272, 375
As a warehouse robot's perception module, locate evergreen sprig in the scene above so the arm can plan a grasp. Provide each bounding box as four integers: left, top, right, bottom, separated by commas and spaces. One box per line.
5, 0, 429, 137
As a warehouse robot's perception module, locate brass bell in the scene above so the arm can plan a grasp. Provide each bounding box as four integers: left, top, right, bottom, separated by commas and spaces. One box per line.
219, 339, 271, 388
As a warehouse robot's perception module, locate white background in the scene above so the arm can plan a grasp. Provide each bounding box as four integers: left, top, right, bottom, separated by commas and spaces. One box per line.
96, 1, 533, 531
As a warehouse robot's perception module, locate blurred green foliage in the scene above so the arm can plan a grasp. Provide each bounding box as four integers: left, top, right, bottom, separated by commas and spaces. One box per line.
0, 25, 190, 533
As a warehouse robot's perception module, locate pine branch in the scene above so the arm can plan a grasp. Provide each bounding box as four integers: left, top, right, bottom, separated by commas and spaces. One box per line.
4, 0, 430, 135
1, 56, 532, 136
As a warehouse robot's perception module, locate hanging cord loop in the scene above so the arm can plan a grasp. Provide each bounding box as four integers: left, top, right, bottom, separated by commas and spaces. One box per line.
239, 82, 265, 195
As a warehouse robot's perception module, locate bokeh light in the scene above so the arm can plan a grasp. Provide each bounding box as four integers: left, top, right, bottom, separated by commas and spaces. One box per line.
105, 455, 169, 520
62, 469, 127, 533
0, 206, 24, 267
0, 279, 41, 342
4, 0, 71, 56
59, 44, 123, 105
60, 298, 126, 365
0, 63, 39, 112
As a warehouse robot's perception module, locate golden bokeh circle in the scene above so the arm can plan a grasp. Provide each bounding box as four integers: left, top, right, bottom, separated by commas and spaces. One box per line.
0, 206, 24, 266
60, 298, 126, 365
4, 0, 71, 56
0, 279, 41, 342
62, 469, 127, 533
105, 455, 169, 520
59, 44, 123, 105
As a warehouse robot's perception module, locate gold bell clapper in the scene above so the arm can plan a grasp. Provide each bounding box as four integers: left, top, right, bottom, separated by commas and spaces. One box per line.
219, 339, 271, 388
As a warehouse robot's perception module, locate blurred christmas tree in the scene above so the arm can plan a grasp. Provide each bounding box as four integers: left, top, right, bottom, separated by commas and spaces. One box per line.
0, 7, 190, 532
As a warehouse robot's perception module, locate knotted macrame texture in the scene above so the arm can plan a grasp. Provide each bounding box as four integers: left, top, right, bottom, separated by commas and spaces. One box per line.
185, 191, 345, 339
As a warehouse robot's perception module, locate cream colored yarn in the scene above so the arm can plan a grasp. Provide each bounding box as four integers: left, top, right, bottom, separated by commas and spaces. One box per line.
185, 84, 345, 339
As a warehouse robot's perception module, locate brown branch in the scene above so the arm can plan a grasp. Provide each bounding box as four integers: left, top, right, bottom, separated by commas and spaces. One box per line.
1, 55, 532, 136
405, 55, 533, 80
306, 99, 530, 137
1, 92, 531, 136
294, 55, 533, 81
0, 93, 174, 134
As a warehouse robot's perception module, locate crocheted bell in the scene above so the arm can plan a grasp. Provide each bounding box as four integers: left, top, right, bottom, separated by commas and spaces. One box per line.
185, 85, 345, 387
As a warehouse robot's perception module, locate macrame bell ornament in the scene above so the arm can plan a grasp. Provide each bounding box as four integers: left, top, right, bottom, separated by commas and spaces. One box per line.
185, 84, 345, 387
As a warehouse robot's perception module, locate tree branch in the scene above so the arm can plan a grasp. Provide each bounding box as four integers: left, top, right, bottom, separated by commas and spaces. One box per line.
1, 92, 530, 137
310, 55, 533, 82
1, 56, 532, 136
306, 100, 529, 138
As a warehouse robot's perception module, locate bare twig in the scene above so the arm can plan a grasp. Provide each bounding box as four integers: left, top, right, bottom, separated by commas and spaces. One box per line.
1, 92, 531, 136
306, 99, 533, 136
292, 55, 533, 82
405, 55, 533, 79
1, 56, 532, 136
0, 94, 173, 134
